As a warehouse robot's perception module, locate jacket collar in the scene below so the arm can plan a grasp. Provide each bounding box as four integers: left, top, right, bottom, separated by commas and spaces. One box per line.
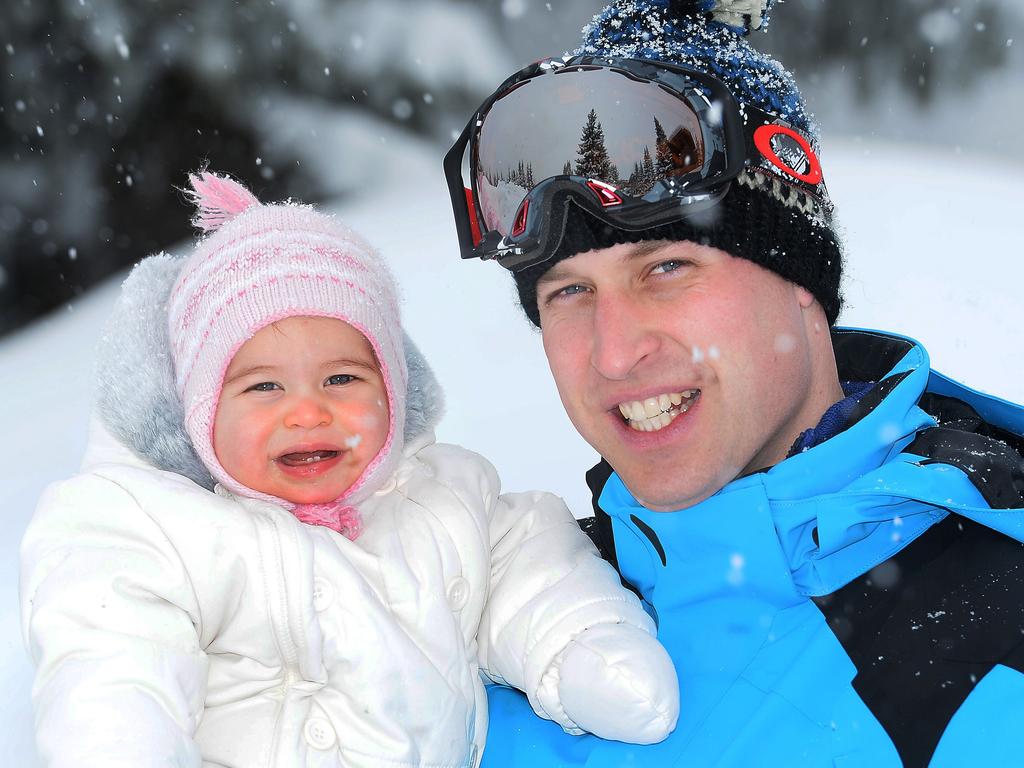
762, 328, 936, 501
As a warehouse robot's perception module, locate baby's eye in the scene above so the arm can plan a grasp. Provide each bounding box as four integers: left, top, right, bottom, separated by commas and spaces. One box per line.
247, 381, 280, 392
326, 374, 356, 386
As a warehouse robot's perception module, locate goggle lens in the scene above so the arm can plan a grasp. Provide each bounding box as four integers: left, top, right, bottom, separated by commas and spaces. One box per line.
474, 66, 715, 237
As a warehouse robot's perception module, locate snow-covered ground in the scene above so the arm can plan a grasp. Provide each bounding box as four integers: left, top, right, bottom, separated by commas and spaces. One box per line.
2, 133, 1021, 763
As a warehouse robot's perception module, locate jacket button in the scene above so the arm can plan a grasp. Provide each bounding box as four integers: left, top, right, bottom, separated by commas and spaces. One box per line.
446, 576, 470, 611
312, 578, 334, 612
303, 717, 337, 750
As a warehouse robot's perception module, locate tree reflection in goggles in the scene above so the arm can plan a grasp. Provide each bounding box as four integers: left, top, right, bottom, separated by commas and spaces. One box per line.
474, 67, 710, 237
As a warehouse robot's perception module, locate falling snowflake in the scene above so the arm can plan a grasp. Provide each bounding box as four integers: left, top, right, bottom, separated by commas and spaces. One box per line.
114, 33, 130, 60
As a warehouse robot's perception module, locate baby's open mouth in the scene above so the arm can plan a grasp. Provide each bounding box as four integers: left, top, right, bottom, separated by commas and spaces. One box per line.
278, 450, 339, 466
617, 389, 700, 432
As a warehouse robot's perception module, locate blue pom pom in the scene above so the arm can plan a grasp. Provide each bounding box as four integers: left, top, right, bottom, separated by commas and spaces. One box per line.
573, 0, 814, 138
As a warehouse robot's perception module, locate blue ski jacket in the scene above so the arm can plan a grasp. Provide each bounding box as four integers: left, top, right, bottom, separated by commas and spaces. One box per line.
482, 329, 1024, 767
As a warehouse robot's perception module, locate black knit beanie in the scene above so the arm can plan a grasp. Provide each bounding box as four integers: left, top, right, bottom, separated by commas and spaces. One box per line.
513, 0, 844, 327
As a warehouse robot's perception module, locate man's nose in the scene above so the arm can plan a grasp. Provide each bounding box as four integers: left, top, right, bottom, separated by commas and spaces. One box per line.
284, 393, 332, 429
589, 291, 659, 380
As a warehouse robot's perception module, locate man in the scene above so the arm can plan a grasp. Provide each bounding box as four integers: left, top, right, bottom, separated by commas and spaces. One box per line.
445, 1, 1024, 766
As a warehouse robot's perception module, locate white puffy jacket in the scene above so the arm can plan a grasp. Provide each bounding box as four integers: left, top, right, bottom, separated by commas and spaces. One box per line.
23, 424, 675, 768
20, 256, 678, 767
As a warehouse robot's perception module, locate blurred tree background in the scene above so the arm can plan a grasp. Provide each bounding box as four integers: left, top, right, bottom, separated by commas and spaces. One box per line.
2, 0, 1021, 337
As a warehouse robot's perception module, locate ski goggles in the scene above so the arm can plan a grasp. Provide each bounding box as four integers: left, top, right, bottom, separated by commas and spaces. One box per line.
445, 55, 831, 272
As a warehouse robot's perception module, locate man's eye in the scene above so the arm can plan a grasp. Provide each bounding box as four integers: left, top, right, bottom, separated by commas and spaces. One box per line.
549, 283, 589, 301
327, 374, 356, 386
650, 259, 685, 275
247, 382, 279, 392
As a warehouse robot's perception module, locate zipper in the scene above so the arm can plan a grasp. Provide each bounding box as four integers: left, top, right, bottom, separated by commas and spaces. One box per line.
255, 507, 306, 767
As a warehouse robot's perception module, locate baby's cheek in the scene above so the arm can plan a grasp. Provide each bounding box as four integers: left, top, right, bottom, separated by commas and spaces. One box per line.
354, 409, 384, 431
345, 398, 390, 451
215, 415, 267, 485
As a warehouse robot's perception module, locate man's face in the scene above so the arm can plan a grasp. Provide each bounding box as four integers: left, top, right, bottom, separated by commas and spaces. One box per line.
537, 239, 828, 511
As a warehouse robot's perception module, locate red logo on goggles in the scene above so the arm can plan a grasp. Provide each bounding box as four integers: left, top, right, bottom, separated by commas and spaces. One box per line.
753, 124, 823, 186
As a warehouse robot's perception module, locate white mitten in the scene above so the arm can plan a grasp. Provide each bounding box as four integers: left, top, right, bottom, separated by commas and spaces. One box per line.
554, 623, 679, 744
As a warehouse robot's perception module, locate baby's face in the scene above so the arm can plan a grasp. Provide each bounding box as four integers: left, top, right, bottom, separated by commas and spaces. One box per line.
213, 316, 390, 505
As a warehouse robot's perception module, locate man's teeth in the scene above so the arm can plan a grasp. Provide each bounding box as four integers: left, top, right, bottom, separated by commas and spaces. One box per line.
617, 390, 698, 432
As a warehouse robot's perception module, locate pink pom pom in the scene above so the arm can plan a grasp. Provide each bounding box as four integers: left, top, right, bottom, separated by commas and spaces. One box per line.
187, 171, 261, 233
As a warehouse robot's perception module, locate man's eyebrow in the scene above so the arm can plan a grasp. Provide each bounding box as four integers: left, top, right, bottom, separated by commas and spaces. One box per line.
625, 240, 677, 260
536, 262, 580, 287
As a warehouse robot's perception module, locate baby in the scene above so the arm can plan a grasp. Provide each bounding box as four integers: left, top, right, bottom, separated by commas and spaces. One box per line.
20, 172, 678, 767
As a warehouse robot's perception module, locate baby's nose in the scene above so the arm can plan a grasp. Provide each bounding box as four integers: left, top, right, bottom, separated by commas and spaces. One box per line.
285, 395, 332, 428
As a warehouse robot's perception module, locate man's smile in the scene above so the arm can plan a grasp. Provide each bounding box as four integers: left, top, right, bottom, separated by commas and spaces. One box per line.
616, 390, 701, 432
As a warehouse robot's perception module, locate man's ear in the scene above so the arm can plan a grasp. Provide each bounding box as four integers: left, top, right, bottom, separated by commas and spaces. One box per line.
794, 284, 816, 309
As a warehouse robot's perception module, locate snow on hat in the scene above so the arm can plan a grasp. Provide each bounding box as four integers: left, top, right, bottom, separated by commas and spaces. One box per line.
166, 171, 406, 538
513, 0, 843, 326
576, 0, 812, 133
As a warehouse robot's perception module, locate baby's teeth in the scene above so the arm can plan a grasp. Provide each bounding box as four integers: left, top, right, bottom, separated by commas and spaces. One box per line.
670, 392, 682, 406
643, 397, 662, 418
618, 403, 632, 420
658, 394, 671, 411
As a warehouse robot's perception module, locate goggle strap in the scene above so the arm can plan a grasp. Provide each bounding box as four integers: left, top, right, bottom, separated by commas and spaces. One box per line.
443, 120, 481, 260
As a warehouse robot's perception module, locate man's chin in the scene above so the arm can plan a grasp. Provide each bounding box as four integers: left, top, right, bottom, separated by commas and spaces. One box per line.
631, 488, 710, 513
612, 460, 738, 513
613, 473, 695, 513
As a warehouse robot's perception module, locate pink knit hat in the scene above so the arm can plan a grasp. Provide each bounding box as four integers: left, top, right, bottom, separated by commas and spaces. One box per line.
166, 171, 406, 539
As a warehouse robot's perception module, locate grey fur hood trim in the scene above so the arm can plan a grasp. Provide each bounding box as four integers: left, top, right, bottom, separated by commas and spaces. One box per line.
96, 254, 445, 490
